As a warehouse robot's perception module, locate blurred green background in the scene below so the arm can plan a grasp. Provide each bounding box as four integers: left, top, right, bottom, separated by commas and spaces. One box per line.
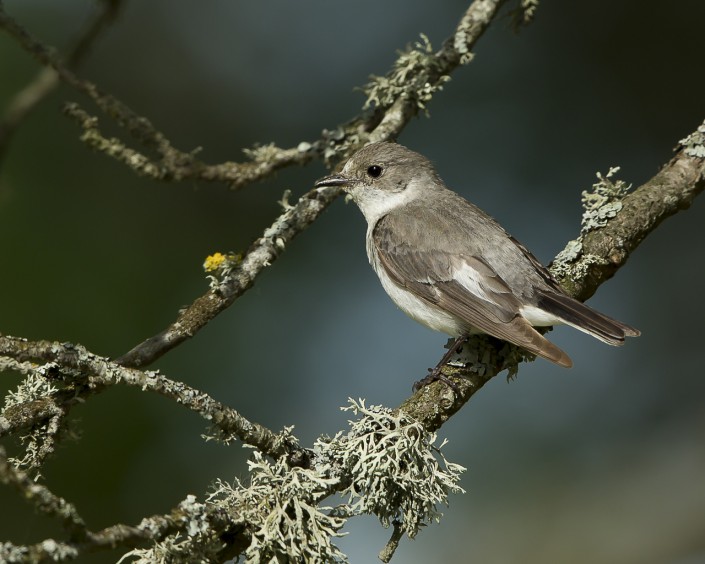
1, 1, 704, 562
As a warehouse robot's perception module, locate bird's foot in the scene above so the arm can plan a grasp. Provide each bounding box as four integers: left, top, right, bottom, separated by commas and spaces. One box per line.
412, 335, 469, 393
412, 366, 461, 393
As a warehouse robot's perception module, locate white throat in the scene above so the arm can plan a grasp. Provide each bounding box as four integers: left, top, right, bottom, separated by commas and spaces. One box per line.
349, 178, 424, 226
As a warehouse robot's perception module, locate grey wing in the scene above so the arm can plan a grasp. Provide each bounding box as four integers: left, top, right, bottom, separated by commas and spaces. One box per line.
509, 236, 640, 343
373, 214, 573, 367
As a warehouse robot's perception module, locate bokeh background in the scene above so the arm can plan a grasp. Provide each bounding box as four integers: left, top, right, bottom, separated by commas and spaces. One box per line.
1, 1, 704, 562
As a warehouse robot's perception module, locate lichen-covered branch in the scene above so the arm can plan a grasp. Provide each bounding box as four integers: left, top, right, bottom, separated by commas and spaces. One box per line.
2, 374, 462, 562
0, 336, 305, 463
114, 184, 343, 368
0, 1, 506, 189
0, 3, 320, 189
0, 4, 172, 158
0, 0, 123, 163
399, 119, 705, 431
0, 446, 87, 538
61, 102, 321, 188
553, 138, 705, 301
0, 484, 239, 563
123, 400, 464, 563
6, 2, 702, 562
1, 0, 511, 378
362, 0, 506, 144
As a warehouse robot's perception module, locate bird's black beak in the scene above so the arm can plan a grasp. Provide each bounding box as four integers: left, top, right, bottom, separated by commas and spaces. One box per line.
314, 174, 352, 188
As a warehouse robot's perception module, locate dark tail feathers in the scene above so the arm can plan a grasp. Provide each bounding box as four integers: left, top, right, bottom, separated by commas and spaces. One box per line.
537, 291, 640, 346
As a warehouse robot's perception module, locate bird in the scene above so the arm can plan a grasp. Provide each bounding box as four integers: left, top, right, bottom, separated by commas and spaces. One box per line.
315, 141, 639, 384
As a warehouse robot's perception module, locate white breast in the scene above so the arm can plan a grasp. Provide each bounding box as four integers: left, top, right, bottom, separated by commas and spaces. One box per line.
366, 229, 466, 337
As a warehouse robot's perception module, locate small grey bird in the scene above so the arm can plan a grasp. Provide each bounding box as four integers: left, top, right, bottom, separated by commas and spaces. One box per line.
315, 142, 639, 376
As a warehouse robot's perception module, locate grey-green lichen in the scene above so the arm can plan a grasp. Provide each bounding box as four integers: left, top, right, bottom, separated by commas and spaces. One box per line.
2, 371, 58, 411
550, 248, 608, 283
319, 399, 465, 540
321, 127, 365, 167
125, 442, 346, 563
679, 123, 705, 158
509, 0, 539, 29
0, 540, 79, 563
446, 335, 528, 379
210, 453, 346, 562
242, 142, 282, 164
203, 252, 243, 292
553, 238, 583, 265
549, 167, 631, 283
0, 542, 29, 563
551, 237, 609, 282
580, 167, 631, 234
521, 0, 539, 22
120, 400, 464, 562
118, 495, 223, 564
1, 369, 60, 478
363, 34, 451, 113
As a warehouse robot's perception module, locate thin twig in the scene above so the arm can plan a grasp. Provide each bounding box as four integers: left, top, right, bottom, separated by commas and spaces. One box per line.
368, 0, 506, 142
0, 446, 87, 538
0, 0, 123, 161
0, 477, 238, 563
0, 3, 320, 188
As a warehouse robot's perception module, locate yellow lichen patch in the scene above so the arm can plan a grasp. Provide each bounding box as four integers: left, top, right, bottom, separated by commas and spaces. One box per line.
203, 252, 227, 272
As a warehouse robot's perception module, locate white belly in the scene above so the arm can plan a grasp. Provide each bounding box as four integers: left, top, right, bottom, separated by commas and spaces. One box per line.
379, 270, 466, 335
367, 242, 466, 336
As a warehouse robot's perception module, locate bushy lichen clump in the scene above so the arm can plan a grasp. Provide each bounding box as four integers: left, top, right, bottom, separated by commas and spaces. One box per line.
209, 452, 347, 563
120, 400, 464, 563
363, 34, 451, 113
1, 369, 61, 478
318, 399, 466, 538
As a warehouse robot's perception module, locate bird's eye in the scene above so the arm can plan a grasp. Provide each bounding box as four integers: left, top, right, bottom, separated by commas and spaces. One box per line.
367, 165, 383, 178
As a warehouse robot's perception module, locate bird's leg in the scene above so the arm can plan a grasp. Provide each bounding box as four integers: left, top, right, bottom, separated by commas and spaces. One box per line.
413, 335, 469, 392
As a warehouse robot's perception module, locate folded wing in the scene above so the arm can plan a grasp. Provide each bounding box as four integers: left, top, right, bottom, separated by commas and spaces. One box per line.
373, 216, 573, 367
